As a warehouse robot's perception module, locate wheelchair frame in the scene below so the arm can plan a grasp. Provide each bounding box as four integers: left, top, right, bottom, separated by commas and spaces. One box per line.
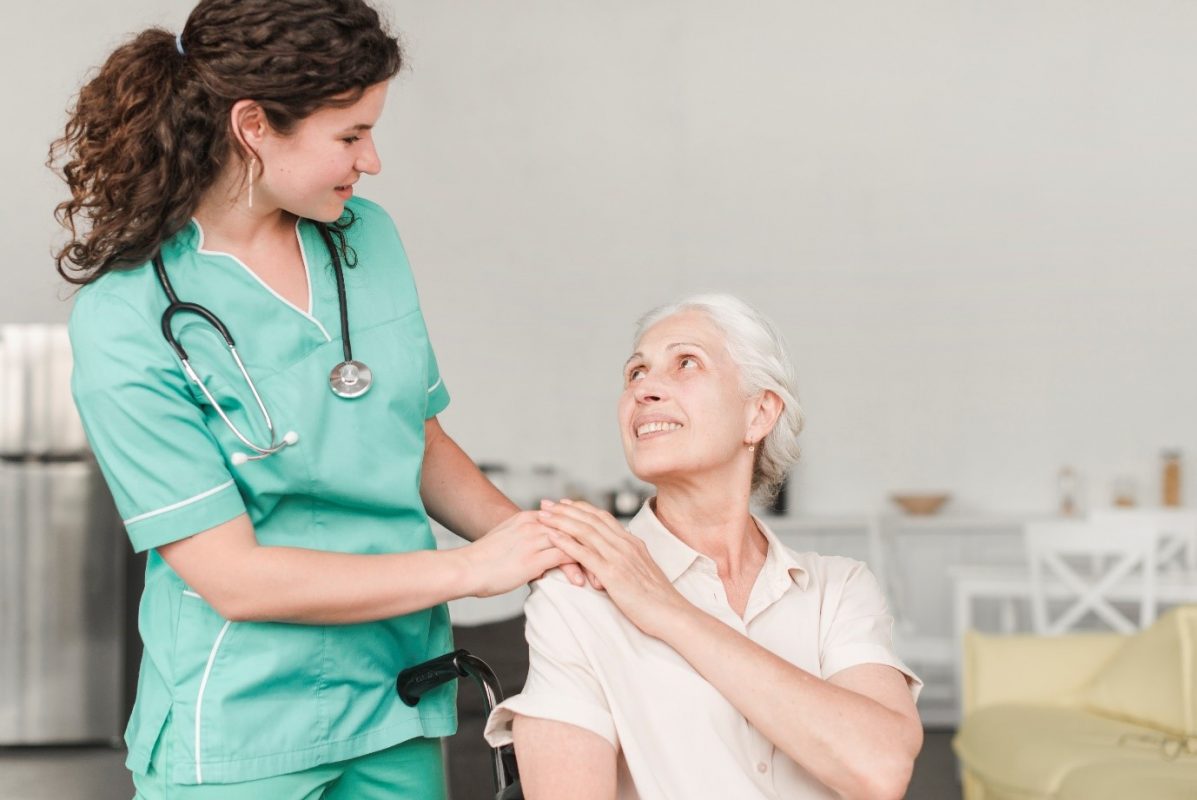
397, 649, 523, 800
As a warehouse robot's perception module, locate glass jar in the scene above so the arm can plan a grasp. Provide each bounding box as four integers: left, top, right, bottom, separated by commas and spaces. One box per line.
1162, 450, 1182, 507
1112, 475, 1137, 508
1057, 466, 1078, 516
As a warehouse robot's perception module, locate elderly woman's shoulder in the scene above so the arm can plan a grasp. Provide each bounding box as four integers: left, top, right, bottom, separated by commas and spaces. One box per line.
783, 548, 883, 590
524, 569, 626, 634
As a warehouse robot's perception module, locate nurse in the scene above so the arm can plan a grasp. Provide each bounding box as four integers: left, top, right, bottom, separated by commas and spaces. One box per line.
50, 1, 577, 797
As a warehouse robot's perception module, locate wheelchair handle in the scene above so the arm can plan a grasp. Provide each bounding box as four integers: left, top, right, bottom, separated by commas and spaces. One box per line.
397, 649, 470, 706
397, 649, 519, 798
397, 649, 504, 713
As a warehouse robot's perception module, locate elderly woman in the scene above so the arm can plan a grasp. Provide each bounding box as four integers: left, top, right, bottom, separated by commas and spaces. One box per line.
484, 294, 922, 800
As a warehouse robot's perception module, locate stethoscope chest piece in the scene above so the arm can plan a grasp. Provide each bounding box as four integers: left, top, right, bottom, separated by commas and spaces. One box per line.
330, 359, 373, 398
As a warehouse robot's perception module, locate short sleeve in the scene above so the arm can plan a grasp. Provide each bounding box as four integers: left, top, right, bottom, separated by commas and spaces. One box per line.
483, 575, 618, 749
69, 289, 246, 552
424, 332, 449, 418
819, 560, 923, 701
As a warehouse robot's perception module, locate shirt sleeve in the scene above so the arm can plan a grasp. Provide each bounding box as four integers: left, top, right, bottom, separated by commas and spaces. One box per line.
423, 329, 449, 418
819, 559, 923, 702
69, 288, 246, 553
483, 574, 618, 749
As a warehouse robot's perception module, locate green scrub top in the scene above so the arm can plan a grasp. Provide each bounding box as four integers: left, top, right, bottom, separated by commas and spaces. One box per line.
68, 196, 457, 785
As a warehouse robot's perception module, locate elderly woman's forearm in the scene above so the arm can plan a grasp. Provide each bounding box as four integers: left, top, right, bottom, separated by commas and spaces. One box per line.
659, 605, 919, 800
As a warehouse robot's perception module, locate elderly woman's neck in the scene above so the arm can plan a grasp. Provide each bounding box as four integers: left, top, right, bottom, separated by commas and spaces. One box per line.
652, 488, 767, 579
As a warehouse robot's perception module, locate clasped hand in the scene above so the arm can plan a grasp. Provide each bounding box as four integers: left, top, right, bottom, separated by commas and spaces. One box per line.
537, 499, 689, 639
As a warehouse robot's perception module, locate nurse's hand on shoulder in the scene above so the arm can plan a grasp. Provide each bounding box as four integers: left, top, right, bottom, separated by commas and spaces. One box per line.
459, 510, 575, 598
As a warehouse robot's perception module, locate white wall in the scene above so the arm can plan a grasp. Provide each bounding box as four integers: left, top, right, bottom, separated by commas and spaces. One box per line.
7, 1, 1197, 513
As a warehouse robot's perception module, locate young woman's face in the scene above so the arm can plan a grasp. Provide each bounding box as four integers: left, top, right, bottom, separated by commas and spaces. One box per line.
255, 81, 389, 222
618, 311, 757, 488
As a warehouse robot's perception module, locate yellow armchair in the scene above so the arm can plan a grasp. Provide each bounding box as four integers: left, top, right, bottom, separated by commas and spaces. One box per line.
953, 607, 1197, 800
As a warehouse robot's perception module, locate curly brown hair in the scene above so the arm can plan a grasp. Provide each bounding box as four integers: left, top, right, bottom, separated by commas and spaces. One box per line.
49, 0, 403, 285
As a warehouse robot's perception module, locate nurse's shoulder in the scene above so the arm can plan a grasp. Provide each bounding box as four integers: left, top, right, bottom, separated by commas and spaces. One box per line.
343, 193, 389, 227
68, 220, 203, 321
67, 245, 189, 389
67, 220, 214, 343
341, 194, 417, 282
343, 194, 398, 248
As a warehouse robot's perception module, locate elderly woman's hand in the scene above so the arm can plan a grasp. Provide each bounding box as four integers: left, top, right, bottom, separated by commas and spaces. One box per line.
537, 499, 692, 639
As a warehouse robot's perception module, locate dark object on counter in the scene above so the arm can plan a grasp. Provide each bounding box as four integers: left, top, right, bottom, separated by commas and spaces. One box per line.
606, 480, 648, 518
397, 649, 523, 800
766, 474, 789, 515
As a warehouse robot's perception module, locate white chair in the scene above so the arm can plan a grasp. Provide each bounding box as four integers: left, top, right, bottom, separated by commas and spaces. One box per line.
1090, 508, 1197, 576
1024, 520, 1158, 635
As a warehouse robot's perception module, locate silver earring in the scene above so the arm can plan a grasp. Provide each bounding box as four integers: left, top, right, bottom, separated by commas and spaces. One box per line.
747, 442, 755, 453
247, 156, 256, 209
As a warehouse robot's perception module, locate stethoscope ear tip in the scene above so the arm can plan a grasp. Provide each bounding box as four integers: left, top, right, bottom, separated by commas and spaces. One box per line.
283, 431, 299, 445
231, 452, 249, 466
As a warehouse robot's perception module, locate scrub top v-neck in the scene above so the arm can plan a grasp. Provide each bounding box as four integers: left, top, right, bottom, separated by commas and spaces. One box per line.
68, 196, 456, 785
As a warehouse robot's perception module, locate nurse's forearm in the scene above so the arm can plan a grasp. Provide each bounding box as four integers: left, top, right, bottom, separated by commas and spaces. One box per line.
231, 545, 481, 624
158, 514, 478, 624
159, 509, 567, 624
420, 416, 519, 542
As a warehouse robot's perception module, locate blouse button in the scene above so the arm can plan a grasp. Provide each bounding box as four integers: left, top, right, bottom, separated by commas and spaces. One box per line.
756, 761, 768, 774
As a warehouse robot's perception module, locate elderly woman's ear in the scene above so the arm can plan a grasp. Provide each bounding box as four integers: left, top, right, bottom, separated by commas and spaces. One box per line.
745, 389, 784, 446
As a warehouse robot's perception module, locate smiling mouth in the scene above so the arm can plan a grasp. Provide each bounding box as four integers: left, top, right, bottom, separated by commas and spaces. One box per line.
636, 421, 683, 439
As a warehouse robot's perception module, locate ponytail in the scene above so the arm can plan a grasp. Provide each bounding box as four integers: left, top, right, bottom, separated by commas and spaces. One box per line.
50, 28, 204, 283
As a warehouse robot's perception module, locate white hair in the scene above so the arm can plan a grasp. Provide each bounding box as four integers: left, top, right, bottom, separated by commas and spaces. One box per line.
634, 293, 804, 504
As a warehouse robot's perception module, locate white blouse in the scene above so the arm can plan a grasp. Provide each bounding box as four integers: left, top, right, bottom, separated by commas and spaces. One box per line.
485, 503, 922, 799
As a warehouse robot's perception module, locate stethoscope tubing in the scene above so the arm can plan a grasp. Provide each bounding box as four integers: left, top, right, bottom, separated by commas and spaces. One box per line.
315, 223, 355, 366
155, 253, 288, 462
152, 220, 359, 463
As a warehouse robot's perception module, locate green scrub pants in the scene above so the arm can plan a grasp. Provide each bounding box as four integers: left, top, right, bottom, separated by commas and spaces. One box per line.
132, 737, 447, 800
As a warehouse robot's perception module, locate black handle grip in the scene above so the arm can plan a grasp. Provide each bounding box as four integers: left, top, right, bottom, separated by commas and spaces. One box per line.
396, 649, 469, 706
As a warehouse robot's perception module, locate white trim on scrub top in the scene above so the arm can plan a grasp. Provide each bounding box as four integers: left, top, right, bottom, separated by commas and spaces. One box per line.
122, 480, 236, 526
194, 619, 233, 784
191, 217, 332, 343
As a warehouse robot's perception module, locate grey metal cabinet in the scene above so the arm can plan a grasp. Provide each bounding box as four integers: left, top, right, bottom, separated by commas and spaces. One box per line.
0, 461, 125, 743
0, 324, 127, 744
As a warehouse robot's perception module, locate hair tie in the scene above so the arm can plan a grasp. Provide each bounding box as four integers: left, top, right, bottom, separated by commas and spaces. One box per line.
175, 33, 186, 56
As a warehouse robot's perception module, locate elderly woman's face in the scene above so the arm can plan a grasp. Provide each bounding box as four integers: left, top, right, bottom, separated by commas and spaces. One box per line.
618, 311, 756, 487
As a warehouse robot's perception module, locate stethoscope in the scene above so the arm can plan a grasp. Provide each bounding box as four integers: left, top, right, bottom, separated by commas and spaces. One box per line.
153, 222, 372, 466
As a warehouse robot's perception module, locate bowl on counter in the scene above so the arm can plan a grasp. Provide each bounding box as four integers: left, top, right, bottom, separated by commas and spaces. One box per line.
890, 492, 951, 516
